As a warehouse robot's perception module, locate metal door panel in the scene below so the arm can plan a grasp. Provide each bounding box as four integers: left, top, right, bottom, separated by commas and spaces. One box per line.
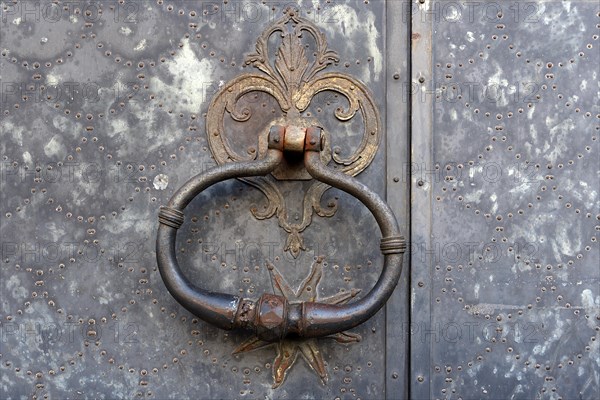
0, 1, 410, 399
2, 0, 599, 399
411, 1, 599, 399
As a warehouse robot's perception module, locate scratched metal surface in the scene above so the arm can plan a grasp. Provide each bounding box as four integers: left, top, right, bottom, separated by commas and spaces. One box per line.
0, 1, 403, 399
411, 1, 600, 399
2, 0, 598, 399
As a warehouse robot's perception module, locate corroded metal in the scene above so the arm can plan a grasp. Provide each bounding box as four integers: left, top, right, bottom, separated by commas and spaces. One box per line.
156, 126, 405, 346
205, 8, 381, 258
280, 125, 306, 154
410, 2, 600, 399
2, 0, 598, 397
233, 257, 362, 388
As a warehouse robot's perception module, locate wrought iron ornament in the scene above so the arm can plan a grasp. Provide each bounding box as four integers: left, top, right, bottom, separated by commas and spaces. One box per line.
232, 257, 362, 388
157, 9, 406, 387
156, 127, 405, 386
205, 8, 381, 258
156, 8, 403, 389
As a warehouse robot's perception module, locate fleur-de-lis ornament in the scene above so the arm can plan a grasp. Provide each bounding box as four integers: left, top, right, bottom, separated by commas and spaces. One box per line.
206, 8, 381, 257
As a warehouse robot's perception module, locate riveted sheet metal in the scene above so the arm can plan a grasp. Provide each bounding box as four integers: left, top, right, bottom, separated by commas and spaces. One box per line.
0, 0, 409, 399
385, 1, 412, 399
410, 1, 435, 398
411, 1, 600, 399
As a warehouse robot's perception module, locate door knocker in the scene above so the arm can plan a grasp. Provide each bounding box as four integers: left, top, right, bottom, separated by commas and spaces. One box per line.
156, 9, 405, 342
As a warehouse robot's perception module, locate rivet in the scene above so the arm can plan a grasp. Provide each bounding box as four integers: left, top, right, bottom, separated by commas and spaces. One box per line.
393, 73, 400, 80
417, 375, 424, 382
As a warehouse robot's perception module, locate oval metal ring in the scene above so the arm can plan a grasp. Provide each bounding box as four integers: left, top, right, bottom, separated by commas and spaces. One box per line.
156, 127, 406, 342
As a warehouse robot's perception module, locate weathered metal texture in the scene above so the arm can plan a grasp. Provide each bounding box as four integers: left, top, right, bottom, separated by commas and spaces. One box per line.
7, 0, 597, 398
411, 1, 600, 399
385, 1, 412, 397
0, 0, 400, 398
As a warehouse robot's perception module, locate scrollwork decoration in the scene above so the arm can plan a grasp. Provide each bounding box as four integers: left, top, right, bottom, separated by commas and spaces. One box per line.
205, 8, 381, 258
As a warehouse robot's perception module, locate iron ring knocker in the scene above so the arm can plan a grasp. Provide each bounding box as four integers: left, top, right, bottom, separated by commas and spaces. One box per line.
156, 126, 406, 342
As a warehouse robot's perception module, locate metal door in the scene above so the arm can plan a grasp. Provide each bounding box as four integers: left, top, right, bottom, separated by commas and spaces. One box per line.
411, 1, 599, 399
0, 1, 598, 399
1, 1, 410, 398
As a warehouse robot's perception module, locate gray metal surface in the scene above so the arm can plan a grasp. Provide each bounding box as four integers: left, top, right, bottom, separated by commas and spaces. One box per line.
1, 0, 599, 399
411, 1, 600, 399
0, 0, 404, 399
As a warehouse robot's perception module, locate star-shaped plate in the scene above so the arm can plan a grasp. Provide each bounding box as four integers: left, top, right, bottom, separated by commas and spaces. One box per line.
232, 257, 362, 388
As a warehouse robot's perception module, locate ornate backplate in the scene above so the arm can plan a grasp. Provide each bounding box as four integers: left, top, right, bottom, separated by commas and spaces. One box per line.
205, 9, 381, 258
